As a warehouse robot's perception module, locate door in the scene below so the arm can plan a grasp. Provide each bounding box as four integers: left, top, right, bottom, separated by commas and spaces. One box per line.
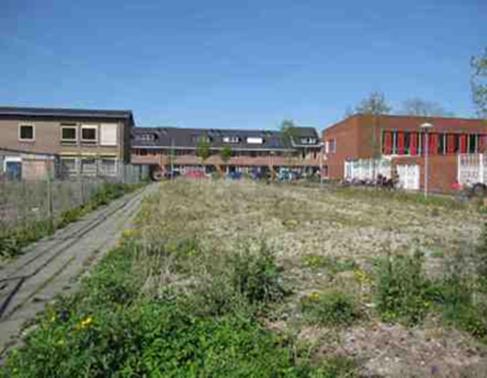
397, 164, 420, 190
6, 161, 22, 180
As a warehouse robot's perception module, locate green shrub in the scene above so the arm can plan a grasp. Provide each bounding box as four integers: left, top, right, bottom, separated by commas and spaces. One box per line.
429, 253, 487, 342
229, 242, 286, 305
476, 222, 487, 284
375, 251, 432, 325
300, 290, 359, 326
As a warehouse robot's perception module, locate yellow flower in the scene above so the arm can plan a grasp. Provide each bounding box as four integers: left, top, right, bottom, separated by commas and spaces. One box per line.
307, 292, 321, 302
354, 269, 372, 285
76, 316, 94, 330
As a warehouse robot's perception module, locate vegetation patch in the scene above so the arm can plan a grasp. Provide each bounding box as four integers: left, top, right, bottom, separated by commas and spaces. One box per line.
374, 251, 433, 325
300, 290, 360, 326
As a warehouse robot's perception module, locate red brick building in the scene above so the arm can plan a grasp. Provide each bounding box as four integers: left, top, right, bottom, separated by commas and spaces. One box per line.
322, 114, 487, 193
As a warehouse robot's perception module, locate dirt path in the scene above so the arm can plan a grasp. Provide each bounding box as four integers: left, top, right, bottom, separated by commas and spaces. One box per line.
0, 183, 157, 358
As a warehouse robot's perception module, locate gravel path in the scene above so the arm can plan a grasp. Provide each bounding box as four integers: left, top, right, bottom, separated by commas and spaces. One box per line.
0, 183, 157, 359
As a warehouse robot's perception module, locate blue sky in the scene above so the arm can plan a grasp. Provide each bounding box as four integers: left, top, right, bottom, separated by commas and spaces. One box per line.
0, 0, 485, 131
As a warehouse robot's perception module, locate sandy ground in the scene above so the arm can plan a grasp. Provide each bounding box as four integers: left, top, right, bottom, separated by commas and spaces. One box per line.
0, 184, 157, 360
143, 180, 486, 377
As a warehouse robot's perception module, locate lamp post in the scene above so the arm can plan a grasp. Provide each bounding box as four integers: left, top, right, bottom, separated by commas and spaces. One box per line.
319, 142, 325, 188
420, 122, 433, 198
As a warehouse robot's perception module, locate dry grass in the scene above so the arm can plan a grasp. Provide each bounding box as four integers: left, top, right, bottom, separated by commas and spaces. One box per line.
134, 179, 486, 377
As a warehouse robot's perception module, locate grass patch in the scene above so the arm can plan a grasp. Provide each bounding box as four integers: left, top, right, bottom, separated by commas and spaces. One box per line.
300, 290, 360, 326
302, 254, 358, 274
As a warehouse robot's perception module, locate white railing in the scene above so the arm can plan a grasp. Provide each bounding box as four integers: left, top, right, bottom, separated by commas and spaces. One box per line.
458, 153, 486, 186
344, 158, 392, 181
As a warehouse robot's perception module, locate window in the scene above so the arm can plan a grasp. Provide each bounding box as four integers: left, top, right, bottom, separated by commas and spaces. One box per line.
99, 158, 117, 176
223, 136, 240, 143
246, 137, 263, 144
19, 124, 34, 141
60, 158, 78, 176
81, 125, 97, 143
300, 137, 317, 144
100, 123, 117, 146
81, 158, 97, 175
136, 133, 156, 142
61, 125, 77, 144
327, 139, 336, 153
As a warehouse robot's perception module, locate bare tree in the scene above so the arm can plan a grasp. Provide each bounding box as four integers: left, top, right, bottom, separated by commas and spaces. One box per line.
471, 48, 487, 119
355, 91, 392, 115
398, 98, 454, 117
354, 92, 392, 181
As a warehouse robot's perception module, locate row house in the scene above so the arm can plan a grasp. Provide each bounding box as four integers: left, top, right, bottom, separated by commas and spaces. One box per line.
0, 107, 134, 180
322, 114, 487, 192
131, 126, 321, 178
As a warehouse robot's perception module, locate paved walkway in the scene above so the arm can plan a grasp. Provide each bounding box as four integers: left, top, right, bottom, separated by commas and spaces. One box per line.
0, 183, 156, 359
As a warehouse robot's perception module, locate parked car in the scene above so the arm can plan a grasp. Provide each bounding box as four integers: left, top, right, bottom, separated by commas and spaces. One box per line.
184, 170, 208, 180
164, 171, 181, 179
226, 171, 242, 180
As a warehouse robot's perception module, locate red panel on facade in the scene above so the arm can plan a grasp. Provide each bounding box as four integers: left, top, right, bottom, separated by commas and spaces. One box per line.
410, 132, 417, 155
383, 131, 392, 154
447, 134, 455, 153
397, 131, 405, 155
429, 133, 438, 155
460, 134, 467, 153
480, 135, 487, 153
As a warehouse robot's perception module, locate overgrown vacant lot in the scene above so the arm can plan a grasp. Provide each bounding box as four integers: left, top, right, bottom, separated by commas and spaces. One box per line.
3, 180, 487, 377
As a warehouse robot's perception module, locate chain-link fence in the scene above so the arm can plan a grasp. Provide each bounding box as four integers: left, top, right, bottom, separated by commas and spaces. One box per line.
0, 162, 149, 234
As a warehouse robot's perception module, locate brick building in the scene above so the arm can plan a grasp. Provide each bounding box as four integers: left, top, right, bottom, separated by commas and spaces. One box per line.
131, 126, 321, 178
322, 114, 487, 193
0, 107, 134, 179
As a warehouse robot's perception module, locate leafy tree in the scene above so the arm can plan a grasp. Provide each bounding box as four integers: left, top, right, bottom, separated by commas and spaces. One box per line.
196, 135, 211, 166
280, 119, 298, 166
471, 48, 487, 119
220, 145, 233, 164
279, 119, 298, 146
398, 98, 454, 117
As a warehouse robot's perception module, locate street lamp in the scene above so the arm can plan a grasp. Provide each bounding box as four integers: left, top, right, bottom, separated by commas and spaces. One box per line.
420, 122, 433, 198
319, 142, 325, 188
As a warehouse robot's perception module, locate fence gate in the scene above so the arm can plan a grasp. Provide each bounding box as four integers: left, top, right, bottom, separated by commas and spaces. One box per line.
396, 164, 420, 190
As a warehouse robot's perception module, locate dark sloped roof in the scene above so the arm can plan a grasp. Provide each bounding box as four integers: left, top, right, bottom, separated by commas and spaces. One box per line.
0, 106, 134, 123
131, 126, 320, 150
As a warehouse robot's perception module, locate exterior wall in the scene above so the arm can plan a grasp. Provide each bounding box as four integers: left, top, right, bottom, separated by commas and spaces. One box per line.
0, 116, 132, 177
0, 118, 127, 158
323, 114, 487, 193
322, 116, 361, 178
131, 149, 320, 171
392, 155, 458, 193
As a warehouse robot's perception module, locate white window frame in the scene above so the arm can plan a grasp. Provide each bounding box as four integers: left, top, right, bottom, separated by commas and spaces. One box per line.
19, 124, 35, 142
81, 124, 98, 144
60, 125, 78, 144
